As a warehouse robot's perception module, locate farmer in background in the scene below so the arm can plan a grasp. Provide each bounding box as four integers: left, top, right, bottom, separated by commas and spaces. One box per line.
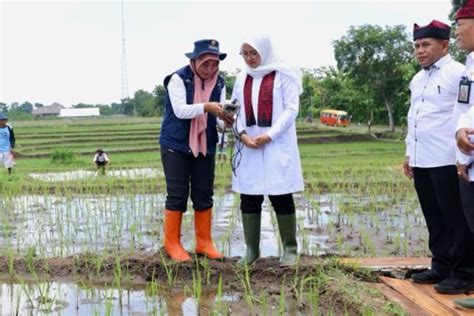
93, 149, 109, 176
0, 113, 15, 175
231, 35, 304, 266
159, 39, 234, 262
403, 20, 474, 294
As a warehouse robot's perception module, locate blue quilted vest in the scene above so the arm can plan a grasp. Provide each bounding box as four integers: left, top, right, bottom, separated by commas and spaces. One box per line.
159, 65, 224, 155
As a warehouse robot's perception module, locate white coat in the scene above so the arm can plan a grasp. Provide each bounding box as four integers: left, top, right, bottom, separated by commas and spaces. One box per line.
231, 70, 304, 195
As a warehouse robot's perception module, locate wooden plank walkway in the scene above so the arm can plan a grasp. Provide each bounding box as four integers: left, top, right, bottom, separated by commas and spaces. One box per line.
342, 257, 431, 269
342, 257, 474, 315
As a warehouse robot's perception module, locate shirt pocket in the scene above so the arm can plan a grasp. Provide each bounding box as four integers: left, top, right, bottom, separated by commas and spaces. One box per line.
432, 77, 456, 105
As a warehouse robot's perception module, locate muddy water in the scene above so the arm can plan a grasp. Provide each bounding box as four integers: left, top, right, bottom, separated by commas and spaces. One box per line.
0, 280, 241, 315
0, 192, 426, 258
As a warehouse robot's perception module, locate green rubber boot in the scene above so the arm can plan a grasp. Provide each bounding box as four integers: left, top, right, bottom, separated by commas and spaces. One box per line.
454, 298, 474, 309
276, 214, 298, 266
237, 213, 261, 266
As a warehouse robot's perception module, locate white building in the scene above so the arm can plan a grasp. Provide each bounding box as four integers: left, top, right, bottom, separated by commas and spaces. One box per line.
59, 108, 100, 117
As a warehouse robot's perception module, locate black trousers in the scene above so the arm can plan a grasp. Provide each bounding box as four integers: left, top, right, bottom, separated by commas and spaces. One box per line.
460, 179, 474, 233
161, 146, 215, 212
240, 193, 295, 215
414, 166, 474, 279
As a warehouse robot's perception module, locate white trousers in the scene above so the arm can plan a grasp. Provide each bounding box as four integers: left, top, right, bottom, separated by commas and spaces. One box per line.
0, 151, 14, 168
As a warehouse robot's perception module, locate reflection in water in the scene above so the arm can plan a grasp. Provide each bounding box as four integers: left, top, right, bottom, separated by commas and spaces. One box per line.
29, 168, 163, 182
0, 281, 239, 315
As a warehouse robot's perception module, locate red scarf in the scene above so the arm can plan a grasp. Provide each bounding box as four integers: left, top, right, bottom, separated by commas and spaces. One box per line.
243, 71, 276, 127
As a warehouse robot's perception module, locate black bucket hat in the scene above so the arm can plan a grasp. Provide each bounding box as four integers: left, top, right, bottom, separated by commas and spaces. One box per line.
185, 39, 227, 60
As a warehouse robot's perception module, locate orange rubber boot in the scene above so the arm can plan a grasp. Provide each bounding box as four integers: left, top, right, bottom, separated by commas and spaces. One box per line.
194, 209, 224, 259
164, 210, 191, 262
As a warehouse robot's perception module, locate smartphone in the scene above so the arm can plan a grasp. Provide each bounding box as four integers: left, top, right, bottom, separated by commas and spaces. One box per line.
223, 101, 240, 115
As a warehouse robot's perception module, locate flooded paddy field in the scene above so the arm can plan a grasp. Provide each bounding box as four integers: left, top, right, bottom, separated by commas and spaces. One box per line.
0, 192, 425, 259
0, 119, 416, 314
0, 191, 421, 315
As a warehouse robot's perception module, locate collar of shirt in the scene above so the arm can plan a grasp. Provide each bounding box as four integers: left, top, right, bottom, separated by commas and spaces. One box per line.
465, 52, 474, 70
423, 54, 452, 71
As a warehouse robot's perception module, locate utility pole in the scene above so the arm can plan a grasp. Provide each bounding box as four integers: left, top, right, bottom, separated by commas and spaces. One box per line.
121, 0, 131, 113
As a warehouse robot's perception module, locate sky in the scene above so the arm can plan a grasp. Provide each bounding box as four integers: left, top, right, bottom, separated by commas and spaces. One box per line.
1, 0, 453, 106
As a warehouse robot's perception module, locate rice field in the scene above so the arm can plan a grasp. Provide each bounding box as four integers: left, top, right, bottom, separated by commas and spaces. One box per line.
0, 117, 416, 315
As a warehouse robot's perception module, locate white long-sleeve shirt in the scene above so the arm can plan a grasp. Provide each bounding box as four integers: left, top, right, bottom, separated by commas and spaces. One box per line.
405, 54, 464, 167
456, 53, 474, 173
167, 73, 226, 130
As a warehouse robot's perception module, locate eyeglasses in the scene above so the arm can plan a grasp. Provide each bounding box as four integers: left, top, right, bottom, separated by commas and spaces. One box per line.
239, 50, 259, 59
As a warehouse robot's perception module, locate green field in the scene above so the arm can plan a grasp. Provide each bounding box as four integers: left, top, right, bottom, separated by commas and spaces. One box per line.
4, 117, 409, 194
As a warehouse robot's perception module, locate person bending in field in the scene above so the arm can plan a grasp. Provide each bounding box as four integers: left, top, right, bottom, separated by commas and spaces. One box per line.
93, 149, 109, 176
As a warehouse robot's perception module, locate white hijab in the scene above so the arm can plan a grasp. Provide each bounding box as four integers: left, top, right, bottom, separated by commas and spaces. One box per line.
243, 35, 303, 94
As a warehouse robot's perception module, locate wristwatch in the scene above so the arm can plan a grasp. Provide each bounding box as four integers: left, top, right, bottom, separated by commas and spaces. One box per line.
238, 130, 247, 140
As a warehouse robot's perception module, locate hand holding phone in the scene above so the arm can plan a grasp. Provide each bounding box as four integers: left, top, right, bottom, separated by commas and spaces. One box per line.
222, 100, 240, 116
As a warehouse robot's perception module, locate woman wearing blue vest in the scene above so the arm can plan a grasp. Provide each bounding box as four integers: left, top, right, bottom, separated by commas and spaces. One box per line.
160, 39, 233, 262
231, 35, 304, 266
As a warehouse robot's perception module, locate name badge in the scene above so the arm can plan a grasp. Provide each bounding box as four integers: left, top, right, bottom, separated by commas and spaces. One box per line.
458, 77, 471, 104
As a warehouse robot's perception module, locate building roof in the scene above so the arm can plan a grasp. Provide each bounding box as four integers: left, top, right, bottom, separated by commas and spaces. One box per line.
32, 103, 65, 115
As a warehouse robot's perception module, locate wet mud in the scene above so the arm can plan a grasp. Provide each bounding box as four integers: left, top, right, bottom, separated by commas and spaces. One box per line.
0, 253, 383, 315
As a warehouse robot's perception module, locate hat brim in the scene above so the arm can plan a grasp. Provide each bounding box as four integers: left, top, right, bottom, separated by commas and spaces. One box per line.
185, 51, 227, 61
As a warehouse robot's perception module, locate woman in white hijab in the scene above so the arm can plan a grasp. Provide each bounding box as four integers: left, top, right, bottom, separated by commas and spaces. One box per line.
231, 35, 304, 266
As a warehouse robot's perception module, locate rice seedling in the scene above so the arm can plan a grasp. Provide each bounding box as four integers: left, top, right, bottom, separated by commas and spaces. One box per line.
0, 118, 427, 314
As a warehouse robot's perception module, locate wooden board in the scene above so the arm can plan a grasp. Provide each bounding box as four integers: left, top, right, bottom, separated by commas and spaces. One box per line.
370, 283, 431, 316
341, 258, 474, 315
416, 283, 474, 315
380, 276, 474, 315
341, 257, 431, 269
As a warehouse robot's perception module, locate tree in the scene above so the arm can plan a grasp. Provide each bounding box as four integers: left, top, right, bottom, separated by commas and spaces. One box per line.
153, 85, 166, 116
17, 101, 33, 113
221, 71, 236, 100
300, 70, 317, 118
333, 24, 414, 131
449, 0, 468, 63
450, 0, 467, 18
133, 89, 157, 117
0, 103, 7, 113
120, 97, 135, 116
110, 102, 126, 115
73, 103, 95, 108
